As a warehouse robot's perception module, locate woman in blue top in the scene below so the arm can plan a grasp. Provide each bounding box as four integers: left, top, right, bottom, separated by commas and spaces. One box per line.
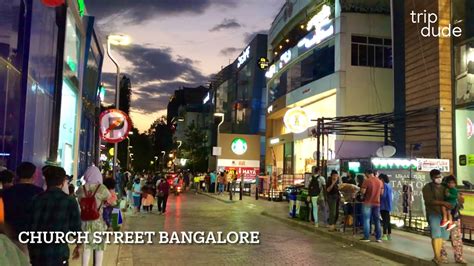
379, 174, 393, 240
132, 178, 142, 214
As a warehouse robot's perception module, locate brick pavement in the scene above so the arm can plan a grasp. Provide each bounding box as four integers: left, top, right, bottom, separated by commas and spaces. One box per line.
112, 192, 399, 265
204, 192, 474, 265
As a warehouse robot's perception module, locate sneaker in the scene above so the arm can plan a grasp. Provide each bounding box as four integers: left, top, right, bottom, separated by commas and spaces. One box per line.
359, 238, 370, 242
381, 235, 388, 241
387, 235, 392, 241
440, 220, 449, 228
447, 222, 457, 231
375, 239, 383, 243
314, 224, 319, 228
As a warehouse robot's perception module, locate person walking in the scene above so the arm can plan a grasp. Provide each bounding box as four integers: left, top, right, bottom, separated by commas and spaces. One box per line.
422, 170, 467, 264
132, 178, 142, 214
307, 166, 326, 227
217, 172, 224, 195
326, 170, 340, 232
2, 162, 43, 247
27, 166, 82, 266
379, 173, 393, 241
76, 166, 110, 266
157, 178, 170, 214
359, 169, 384, 242
0, 169, 14, 193
210, 171, 217, 193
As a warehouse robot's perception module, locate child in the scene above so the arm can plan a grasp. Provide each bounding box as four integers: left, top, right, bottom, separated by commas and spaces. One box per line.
440, 175, 459, 231
141, 188, 154, 213
103, 178, 117, 229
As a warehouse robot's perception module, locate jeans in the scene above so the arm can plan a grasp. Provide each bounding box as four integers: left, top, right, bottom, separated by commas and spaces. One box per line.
327, 195, 339, 225
362, 204, 381, 240
311, 196, 320, 224
157, 195, 169, 213
380, 210, 391, 235
428, 213, 449, 240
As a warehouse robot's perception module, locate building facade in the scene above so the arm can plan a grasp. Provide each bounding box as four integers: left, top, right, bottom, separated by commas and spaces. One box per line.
0, 0, 104, 181
393, 0, 474, 183
265, 0, 394, 176
208, 34, 268, 173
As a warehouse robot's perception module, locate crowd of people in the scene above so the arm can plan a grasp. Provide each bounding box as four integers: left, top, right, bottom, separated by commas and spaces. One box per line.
306, 166, 467, 264
0, 162, 199, 266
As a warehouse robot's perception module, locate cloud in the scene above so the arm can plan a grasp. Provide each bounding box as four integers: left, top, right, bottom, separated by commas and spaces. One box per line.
132, 82, 200, 114
117, 44, 208, 84
85, 0, 238, 24
219, 47, 242, 56
209, 18, 242, 32
243, 29, 267, 44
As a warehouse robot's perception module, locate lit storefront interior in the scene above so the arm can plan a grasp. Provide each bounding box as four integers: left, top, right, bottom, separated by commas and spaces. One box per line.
58, 12, 81, 175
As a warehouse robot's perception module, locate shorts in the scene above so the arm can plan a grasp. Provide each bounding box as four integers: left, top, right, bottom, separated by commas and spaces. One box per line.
133, 196, 141, 207
428, 214, 449, 240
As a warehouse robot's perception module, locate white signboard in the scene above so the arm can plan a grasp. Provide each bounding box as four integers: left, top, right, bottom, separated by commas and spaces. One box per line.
416, 158, 450, 172
212, 147, 222, 156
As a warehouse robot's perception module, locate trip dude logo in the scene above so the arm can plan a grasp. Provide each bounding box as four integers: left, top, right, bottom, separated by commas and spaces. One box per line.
410, 10, 462, 38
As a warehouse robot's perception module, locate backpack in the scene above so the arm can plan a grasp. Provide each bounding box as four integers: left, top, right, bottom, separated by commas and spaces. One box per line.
308, 175, 321, 196
79, 185, 102, 221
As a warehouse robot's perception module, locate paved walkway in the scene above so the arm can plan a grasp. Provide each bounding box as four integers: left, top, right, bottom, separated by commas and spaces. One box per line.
87, 192, 400, 265
202, 192, 474, 265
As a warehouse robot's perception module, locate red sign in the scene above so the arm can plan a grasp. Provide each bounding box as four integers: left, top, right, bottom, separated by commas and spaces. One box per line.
99, 109, 132, 143
224, 167, 260, 180
42, 0, 65, 7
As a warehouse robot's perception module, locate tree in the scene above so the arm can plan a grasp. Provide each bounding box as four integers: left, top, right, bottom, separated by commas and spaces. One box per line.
148, 116, 174, 170
129, 128, 154, 172
118, 75, 132, 169
181, 123, 209, 172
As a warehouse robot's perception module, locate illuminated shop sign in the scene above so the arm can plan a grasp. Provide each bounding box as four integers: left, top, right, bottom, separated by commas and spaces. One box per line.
237, 46, 250, 68
231, 138, 248, 155
279, 50, 292, 68
416, 158, 450, 172
203, 92, 210, 104
371, 158, 418, 170
258, 57, 269, 70
270, 138, 280, 145
267, 105, 273, 113
283, 107, 310, 134
266, 5, 333, 79
298, 4, 334, 49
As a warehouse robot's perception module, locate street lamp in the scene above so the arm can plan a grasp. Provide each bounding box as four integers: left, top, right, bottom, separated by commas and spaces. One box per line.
214, 113, 224, 193
161, 151, 165, 171
107, 34, 130, 180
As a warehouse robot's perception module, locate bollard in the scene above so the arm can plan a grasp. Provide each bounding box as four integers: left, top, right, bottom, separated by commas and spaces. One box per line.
229, 183, 233, 201
239, 182, 243, 200
255, 187, 259, 200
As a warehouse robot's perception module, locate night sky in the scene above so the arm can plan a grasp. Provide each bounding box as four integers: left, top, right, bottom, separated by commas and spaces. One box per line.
84, 0, 283, 131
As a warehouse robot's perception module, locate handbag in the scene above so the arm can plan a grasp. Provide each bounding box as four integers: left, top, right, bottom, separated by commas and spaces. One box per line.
157, 191, 164, 197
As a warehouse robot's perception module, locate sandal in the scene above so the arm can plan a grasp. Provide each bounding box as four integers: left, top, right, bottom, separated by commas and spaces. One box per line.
455, 259, 468, 265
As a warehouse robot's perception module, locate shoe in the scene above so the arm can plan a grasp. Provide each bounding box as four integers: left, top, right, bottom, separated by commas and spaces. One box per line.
455, 259, 468, 265
359, 238, 370, 242
447, 222, 457, 231
440, 220, 449, 228
387, 235, 392, 241
314, 224, 319, 228
381, 235, 388, 241
375, 239, 382, 243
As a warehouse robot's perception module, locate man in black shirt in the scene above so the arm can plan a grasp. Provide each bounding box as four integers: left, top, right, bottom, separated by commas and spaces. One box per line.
2, 162, 43, 238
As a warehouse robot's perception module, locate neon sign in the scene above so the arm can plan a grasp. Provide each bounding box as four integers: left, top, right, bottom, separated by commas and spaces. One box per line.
203, 92, 210, 104
278, 50, 292, 69
237, 46, 250, 68
298, 5, 334, 49
371, 158, 418, 170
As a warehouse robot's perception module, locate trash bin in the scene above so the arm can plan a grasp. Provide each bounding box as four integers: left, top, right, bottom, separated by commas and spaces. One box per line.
298, 190, 310, 221
288, 193, 297, 218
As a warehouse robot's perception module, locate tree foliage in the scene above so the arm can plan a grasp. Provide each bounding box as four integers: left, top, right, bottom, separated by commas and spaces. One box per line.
181, 123, 209, 172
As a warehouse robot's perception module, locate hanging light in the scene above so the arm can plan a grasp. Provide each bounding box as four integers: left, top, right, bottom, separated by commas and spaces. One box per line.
42, 0, 65, 7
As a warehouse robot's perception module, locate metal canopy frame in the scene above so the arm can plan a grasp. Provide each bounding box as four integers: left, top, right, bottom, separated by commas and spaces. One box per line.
311, 107, 439, 167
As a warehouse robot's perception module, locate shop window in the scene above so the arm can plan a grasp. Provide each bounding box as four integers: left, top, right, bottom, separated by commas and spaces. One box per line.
351, 35, 392, 68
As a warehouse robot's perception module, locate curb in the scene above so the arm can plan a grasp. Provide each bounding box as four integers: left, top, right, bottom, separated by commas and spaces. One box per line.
261, 211, 433, 265
197, 192, 236, 204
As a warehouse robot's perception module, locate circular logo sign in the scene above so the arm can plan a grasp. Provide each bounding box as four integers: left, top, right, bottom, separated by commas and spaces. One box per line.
99, 109, 132, 143
231, 138, 248, 155
284, 107, 310, 134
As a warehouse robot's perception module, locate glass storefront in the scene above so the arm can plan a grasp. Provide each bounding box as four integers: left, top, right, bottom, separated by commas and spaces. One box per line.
59, 11, 81, 175
268, 39, 335, 103
58, 81, 78, 175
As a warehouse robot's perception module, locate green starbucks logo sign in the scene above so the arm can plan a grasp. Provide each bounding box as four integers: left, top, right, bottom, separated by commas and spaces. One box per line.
231, 138, 247, 155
